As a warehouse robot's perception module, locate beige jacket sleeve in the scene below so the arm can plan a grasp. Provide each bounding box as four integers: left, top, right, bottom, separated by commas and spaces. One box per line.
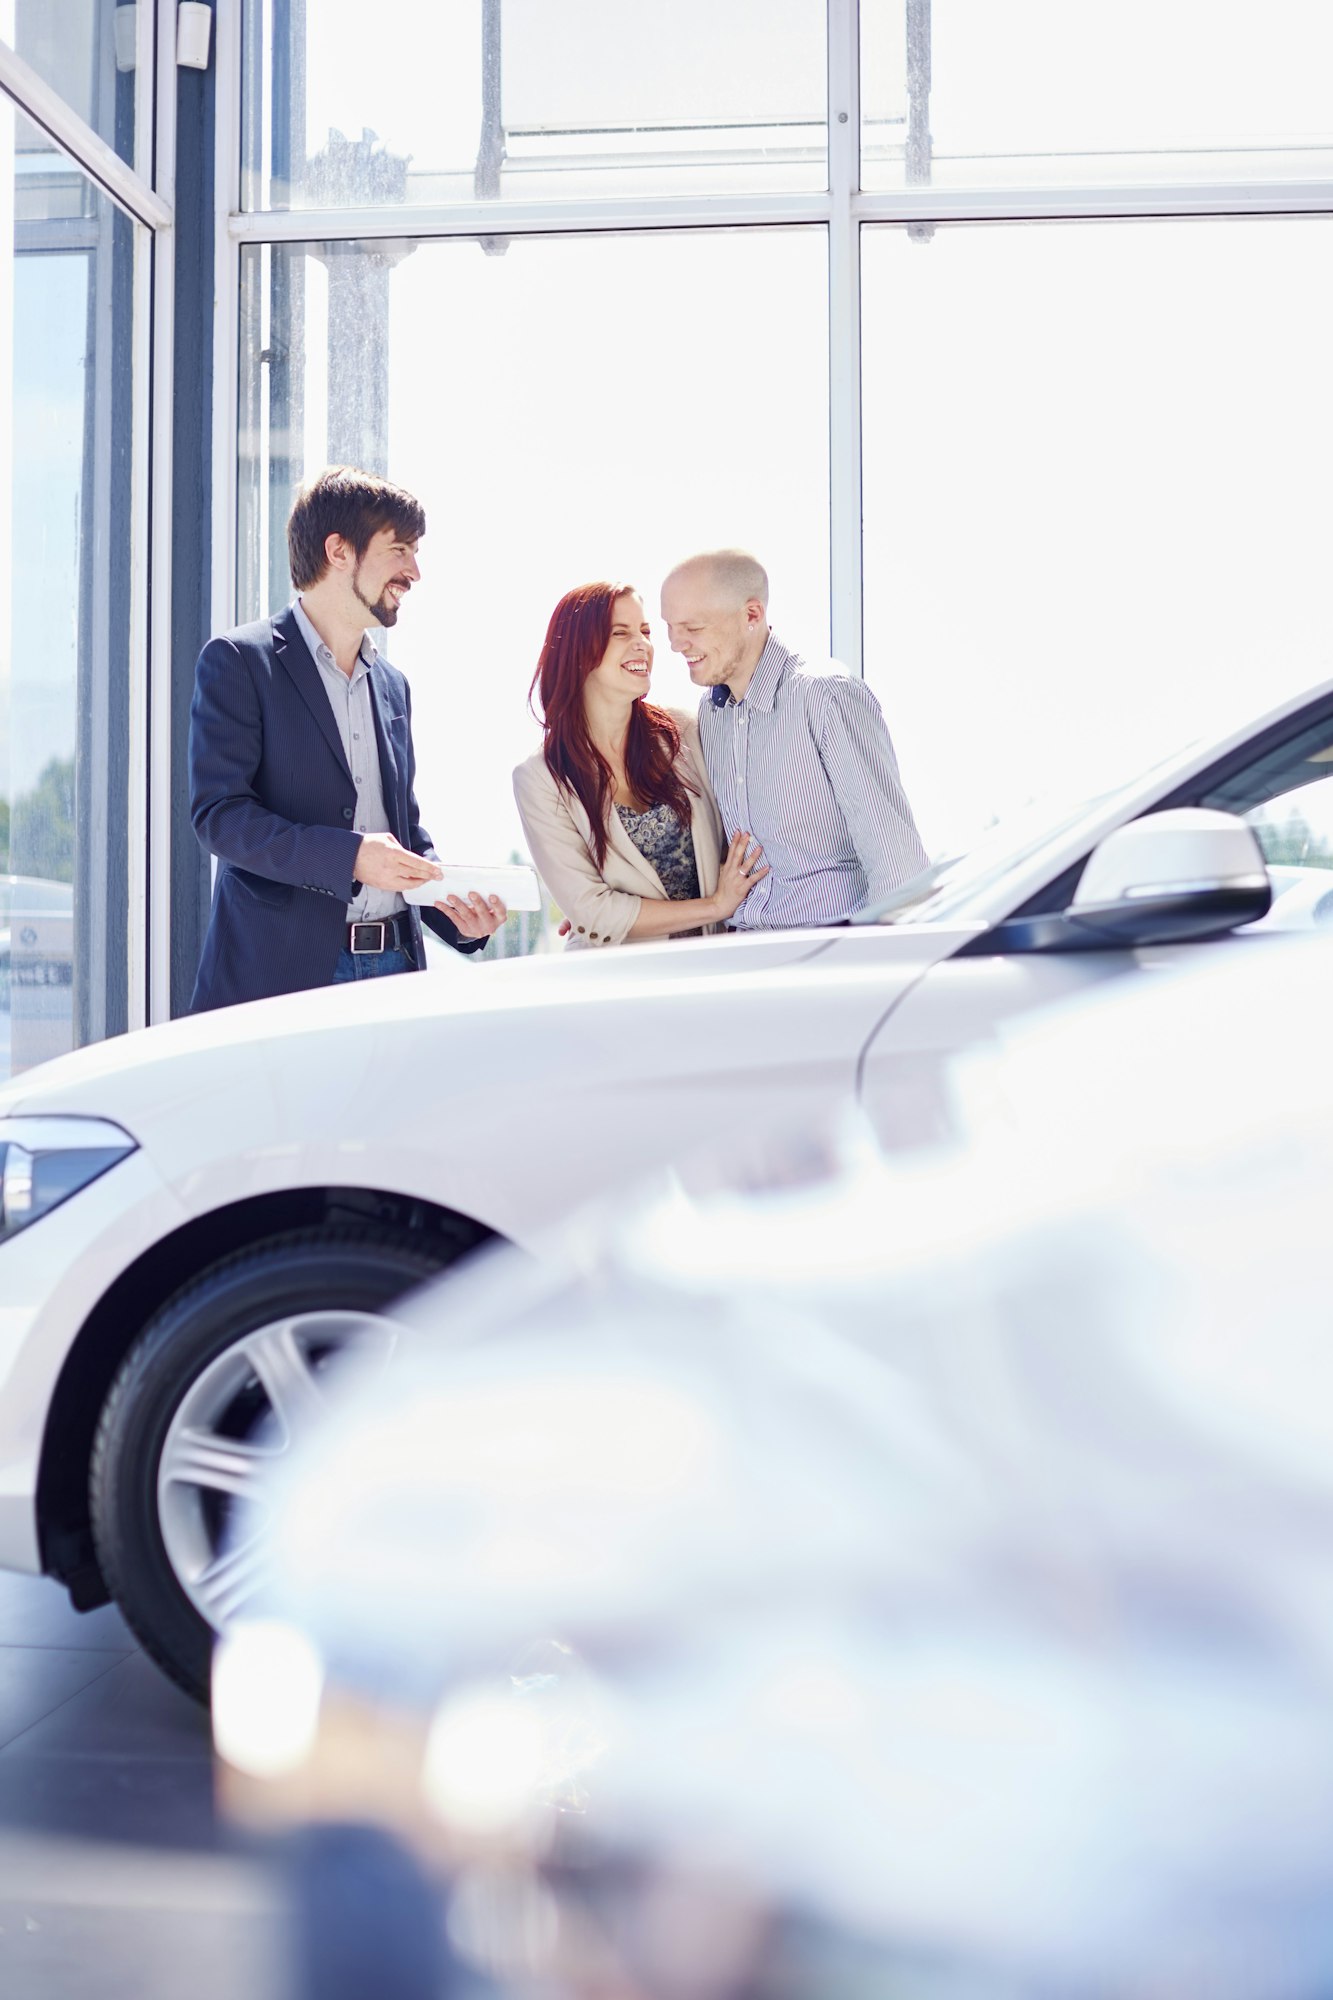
512, 756, 643, 947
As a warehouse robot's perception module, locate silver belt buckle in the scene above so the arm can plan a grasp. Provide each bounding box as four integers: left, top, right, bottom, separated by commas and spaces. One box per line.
349, 919, 389, 954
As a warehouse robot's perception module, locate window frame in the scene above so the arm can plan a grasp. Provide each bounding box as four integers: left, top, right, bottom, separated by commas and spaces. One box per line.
0, 1, 176, 1044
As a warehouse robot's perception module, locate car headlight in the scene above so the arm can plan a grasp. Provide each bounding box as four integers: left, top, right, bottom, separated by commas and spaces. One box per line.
0, 1116, 137, 1246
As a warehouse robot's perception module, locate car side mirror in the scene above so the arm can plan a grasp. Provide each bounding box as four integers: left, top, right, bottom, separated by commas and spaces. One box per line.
983, 809, 1272, 954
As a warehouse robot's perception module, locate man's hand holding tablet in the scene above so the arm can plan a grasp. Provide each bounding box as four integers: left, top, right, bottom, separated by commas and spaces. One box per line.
439, 888, 507, 939
402, 859, 542, 939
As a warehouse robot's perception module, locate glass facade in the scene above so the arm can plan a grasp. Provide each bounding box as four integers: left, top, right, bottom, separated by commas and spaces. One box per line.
241, 0, 829, 210
0, 67, 143, 1081
1, 0, 159, 1080
861, 216, 1333, 858
225, 1, 1333, 962
862, 1, 1333, 191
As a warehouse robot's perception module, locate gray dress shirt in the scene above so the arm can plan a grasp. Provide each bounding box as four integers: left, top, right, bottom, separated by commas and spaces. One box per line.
698, 631, 929, 929
292, 597, 418, 927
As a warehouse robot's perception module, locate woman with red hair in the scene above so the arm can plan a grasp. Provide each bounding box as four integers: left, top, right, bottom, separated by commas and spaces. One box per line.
514, 582, 766, 947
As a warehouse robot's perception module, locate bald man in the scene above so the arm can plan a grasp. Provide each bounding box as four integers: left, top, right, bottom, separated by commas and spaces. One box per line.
660, 551, 928, 930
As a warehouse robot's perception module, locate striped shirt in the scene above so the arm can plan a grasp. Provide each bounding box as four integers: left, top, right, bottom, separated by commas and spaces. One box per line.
698, 632, 928, 929
292, 598, 404, 926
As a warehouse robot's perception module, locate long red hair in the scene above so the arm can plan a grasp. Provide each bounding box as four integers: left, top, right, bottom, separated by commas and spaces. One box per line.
529, 582, 696, 868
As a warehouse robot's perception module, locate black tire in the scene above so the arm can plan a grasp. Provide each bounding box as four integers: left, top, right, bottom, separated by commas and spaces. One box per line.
90, 1225, 451, 1703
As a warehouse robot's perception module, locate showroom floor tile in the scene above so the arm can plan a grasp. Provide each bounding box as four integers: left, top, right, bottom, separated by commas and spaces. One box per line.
0, 1574, 138, 1653
0, 1575, 284, 1998
0, 1573, 213, 1843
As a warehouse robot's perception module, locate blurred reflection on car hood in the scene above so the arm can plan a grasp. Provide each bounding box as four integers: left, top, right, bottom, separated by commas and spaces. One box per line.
233, 936, 1333, 1997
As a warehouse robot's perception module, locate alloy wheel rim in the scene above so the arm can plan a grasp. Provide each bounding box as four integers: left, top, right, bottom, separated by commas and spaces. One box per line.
156, 1310, 399, 1630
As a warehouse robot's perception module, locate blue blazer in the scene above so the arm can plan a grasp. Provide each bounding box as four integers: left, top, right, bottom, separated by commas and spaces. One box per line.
189, 606, 479, 1013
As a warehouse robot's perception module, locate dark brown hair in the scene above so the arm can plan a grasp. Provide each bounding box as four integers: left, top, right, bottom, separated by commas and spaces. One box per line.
287, 466, 426, 589
529, 583, 696, 869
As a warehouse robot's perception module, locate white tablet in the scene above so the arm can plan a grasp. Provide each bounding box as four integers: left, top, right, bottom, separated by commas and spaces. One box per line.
403, 862, 543, 912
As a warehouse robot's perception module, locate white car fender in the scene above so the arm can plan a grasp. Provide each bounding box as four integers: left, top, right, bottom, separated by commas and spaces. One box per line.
0, 1149, 190, 1573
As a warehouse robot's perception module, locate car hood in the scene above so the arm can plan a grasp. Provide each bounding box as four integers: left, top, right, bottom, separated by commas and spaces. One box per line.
0, 928, 834, 1125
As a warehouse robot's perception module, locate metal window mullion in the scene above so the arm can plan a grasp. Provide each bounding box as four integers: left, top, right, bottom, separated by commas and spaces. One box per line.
852, 181, 1333, 224
222, 180, 1333, 247
227, 189, 834, 244
82, 198, 118, 1047
221, 185, 1333, 253
129, 0, 178, 1033
213, 0, 244, 638
145, 0, 178, 1027
126, 218, 155, 1033
0, 38, 171, 230
136, 0, 158, 198
828, 0, 862, 676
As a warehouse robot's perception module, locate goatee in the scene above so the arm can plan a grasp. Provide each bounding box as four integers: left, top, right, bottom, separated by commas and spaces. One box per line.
351, 568, 401, 628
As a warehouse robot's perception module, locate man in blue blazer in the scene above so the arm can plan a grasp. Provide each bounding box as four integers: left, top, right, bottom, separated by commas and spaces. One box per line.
189, 467, 505, 1013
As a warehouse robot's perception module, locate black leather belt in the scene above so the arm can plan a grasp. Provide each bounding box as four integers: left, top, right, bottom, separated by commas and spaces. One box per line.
346, 914, 412, 954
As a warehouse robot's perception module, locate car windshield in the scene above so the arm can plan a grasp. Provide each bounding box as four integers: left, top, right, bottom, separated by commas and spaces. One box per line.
857, 750, 1196, 928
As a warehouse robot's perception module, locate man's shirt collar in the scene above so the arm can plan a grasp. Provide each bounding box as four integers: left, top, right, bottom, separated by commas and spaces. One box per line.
292, 597, 378, 678
710, 631, 790, 713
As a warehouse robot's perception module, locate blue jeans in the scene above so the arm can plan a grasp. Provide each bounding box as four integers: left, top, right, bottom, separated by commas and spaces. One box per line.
332, 947, 413, 983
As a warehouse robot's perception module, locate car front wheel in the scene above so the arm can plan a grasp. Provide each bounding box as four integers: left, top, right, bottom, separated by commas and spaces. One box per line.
89, 1225, 452, 1701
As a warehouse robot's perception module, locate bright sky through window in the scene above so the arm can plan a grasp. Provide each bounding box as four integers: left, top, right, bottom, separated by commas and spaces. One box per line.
238, 1, 1333, 871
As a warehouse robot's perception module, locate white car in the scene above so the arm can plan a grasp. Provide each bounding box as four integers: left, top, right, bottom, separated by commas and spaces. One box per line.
2, 676, 1332, 1696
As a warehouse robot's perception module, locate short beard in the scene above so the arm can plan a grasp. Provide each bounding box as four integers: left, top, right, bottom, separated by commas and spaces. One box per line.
692, 654, 738, 689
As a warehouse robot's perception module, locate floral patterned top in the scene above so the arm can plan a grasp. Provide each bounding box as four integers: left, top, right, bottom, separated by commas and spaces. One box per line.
615, 800, 701, 904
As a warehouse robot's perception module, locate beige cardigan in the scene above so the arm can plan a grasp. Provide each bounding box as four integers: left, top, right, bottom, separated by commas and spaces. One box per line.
513, 709, 724, 948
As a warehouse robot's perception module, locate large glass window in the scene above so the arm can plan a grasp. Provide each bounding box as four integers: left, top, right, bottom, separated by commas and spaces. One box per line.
242, 0, 828, 210
237, 228, 830, 888
220, 6, 1333, 977
863, 1, 1333, 192
861, 217, 1333, 859
7, 0, 144, 174
0, 84, 140, 1079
